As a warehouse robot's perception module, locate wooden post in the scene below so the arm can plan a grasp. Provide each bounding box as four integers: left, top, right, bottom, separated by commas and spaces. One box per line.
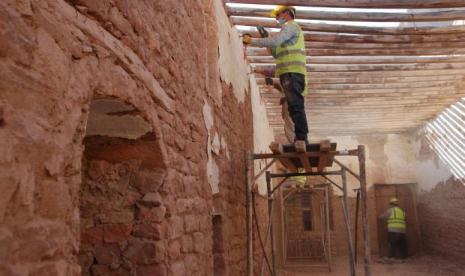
266, 172, 276, 276
246, 153, 254, 276
358, 145, 372, 276
342, 168, 357, 276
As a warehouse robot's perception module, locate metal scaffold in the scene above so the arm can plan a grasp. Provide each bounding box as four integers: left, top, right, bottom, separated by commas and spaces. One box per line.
246, 141, 371, 276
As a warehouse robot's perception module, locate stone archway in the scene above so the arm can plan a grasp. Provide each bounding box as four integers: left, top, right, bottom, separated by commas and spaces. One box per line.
78, 97, 168, 275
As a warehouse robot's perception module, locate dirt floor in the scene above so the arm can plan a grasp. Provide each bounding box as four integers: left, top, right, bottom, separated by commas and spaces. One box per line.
279, 254, 465, 276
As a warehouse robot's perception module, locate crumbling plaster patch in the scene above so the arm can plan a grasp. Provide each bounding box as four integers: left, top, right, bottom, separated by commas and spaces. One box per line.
325, 134, 417, 196
203, 100, 220, 194
214, 0, 249, 103
412, 129, 452, 192
85, 99, 152, 139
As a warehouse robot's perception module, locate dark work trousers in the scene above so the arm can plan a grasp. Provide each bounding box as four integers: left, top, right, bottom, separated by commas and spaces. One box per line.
388, 232, 408, 259
279, 72, 308, 142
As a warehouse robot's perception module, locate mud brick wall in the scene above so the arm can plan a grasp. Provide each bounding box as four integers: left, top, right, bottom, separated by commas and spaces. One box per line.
418, 177, 465, 261
0, 0, 258, 275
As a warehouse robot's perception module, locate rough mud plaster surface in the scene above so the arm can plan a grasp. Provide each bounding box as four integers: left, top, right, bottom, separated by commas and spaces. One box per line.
250, 74, 276, 195
413, 129, 452, 192
418, 176, 465, 261
325, 134, 416, 196
0, 0, 260, 275
215, 0, 249, 103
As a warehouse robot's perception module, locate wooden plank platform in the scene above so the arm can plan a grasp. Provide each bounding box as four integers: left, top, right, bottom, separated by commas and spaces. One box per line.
269, 141, 337, 173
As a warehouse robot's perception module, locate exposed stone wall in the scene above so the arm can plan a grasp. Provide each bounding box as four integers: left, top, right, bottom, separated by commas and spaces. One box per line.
0, 0, 267, 275
413, 128, 465, 261
417, 177, 465, 261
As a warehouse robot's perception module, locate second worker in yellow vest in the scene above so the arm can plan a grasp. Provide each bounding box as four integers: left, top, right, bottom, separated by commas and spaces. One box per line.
243, 5, 309, 145
379, 197, 408, 260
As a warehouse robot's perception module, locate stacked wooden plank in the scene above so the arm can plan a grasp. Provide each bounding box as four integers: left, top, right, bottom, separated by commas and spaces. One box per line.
224, 0, 465, 136
269, 140, 336, 172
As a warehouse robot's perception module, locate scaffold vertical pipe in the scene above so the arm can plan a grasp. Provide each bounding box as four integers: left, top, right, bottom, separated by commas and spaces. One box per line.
358, 145, 372, 276
325, 185, 332, 272
342, 168, 356, 276
246, 153, 253, 276
266, 171, 276, 276
355, 190, 361, 264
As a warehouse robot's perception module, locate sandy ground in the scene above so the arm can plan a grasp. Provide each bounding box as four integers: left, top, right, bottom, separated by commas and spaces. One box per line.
279, 254, 465, 276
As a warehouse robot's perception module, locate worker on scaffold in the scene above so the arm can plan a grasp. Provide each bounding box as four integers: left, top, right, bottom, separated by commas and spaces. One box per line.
243, 5, 309, 150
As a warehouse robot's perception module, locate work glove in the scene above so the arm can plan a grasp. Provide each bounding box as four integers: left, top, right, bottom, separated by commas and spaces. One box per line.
242, 33, 252, 45
265, 77, 273, 85
257, 26, 269, 38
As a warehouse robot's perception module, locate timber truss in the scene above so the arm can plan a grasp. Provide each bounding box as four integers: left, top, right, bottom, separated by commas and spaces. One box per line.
246, 141, 371, 276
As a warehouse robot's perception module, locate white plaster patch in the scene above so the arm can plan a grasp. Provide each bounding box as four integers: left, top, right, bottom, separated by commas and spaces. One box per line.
211, 133, 221, 156
221, 136, 231, 160
214, 0, 250, 102
383, 134, 416, 183
203, 100, 220, 194
207, 158, 220, 194
202, 101, 214, 131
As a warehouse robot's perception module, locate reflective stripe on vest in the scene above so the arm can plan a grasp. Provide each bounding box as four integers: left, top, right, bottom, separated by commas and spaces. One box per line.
275, 21, 308, 92
275, 49, 306, 59
387, 206, 406, 230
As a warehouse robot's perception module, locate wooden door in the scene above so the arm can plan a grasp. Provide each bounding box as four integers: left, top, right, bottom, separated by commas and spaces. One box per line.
374, 184, 421, 257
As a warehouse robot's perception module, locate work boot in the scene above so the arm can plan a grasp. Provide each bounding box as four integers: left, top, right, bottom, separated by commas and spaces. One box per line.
294, 140, 306, 153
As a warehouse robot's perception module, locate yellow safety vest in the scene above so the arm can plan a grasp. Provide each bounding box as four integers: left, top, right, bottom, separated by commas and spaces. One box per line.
291, 175, 306, 186
387, 206, 406, 230
275, 21, 308, 96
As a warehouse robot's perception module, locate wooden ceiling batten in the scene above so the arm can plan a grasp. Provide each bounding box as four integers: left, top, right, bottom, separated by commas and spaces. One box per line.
224, 0, 465, 137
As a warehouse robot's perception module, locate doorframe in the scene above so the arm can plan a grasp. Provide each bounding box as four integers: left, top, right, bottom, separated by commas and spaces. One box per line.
374, 183, 421, 257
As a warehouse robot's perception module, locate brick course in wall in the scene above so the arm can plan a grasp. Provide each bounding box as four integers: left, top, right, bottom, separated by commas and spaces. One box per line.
0, 0, 259, 275
418, 177, 465, 262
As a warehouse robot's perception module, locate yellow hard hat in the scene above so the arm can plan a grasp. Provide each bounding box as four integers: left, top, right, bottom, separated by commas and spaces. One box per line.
270, 5, 296, 18
389, 197, 399, 204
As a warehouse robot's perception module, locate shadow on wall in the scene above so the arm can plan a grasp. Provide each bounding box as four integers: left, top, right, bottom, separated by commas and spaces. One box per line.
79, 97, 168, 275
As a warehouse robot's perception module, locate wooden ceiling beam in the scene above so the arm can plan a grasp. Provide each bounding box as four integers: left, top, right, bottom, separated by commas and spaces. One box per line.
268, 109, 445, 117
246, 47, 465, 56
259, 82, 462, 91
306, 68, 465, 77
224, 0, 465, 9
304, 41, 465, 49
227, 5, 465, 22
268, 117, 437, 124
274, 130, 413, 136
267, 113, 443, 121
232, 16, 465, 35
254, 75, 464, 85
251, 62, 465, 72
248, 55, 465, 64
237, 29, 465, 43
261, 92, 462, 100
265, 108, 451, 115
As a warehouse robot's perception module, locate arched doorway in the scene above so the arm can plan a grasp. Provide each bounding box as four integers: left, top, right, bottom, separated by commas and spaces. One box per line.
78, 97, 167, 275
